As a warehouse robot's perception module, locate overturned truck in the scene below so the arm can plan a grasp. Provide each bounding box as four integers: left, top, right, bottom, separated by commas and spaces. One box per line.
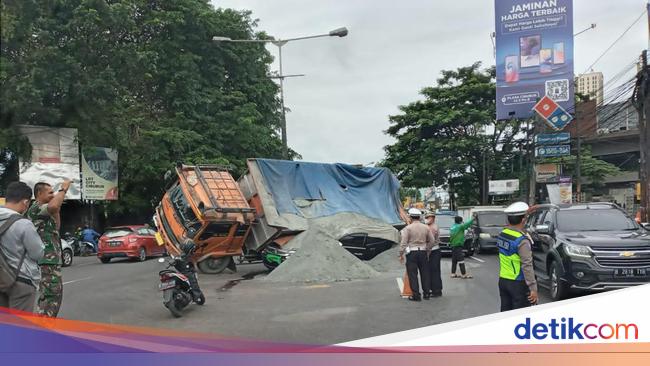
154, 160, 408, 274
237, 159, 408, 270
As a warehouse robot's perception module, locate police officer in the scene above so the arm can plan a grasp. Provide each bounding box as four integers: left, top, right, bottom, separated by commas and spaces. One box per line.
497, 202, 538, 311
399, 208, 435, 301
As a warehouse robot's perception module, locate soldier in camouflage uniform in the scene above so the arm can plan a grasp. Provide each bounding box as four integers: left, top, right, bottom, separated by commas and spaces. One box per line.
26, 180, 71, 317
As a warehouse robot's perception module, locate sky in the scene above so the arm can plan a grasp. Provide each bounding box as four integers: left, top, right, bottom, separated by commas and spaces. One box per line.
212, 0, 649, 166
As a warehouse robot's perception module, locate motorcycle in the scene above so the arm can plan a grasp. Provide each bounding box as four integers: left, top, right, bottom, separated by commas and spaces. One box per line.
79, 241, 96, 256
62, 232, 81, 256
158, 241, 205, 318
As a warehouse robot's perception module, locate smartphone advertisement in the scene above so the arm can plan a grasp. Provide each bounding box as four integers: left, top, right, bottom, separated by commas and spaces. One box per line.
495, 0, 575, 120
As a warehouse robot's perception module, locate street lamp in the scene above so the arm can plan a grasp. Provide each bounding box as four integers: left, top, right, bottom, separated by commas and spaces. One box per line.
212, 27, 349, 159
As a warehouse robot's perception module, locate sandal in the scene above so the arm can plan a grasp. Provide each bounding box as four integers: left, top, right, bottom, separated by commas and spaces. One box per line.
450, 274, 459, 278
462, 274, 473, 279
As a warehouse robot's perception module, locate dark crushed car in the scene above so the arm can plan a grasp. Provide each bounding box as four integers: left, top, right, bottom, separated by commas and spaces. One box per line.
526, 203, 650, 301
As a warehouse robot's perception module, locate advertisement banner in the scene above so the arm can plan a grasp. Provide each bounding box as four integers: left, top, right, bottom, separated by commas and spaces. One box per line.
535, 163, 559, 182
81, 147, 119, 200
489, 179, 520, 195
18, 126, 81, 199
495, 0, 574, 120
559, 176, 572, 204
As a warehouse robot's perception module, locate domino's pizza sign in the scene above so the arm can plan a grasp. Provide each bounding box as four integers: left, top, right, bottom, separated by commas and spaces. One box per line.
533, 96, 574, 131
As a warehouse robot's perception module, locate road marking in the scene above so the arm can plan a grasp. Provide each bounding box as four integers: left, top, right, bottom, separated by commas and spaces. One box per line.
63, 277, 92, 285
303, 284, 330, 289
396, 277, 404, 293
469, 256, 485, 263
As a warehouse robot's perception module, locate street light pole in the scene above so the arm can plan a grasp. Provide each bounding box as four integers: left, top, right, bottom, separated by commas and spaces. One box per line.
213, 27, 348, 159
277, 41, 288, 159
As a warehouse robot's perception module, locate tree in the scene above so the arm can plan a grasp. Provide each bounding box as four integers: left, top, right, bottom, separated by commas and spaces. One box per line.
1, 1, 289, 222
382, 63, 527, 206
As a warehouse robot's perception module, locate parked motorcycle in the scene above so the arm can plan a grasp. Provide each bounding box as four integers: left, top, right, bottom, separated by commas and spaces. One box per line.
62, 232, 81, 256
79, 241, 95, 256
158, 241, 205, 318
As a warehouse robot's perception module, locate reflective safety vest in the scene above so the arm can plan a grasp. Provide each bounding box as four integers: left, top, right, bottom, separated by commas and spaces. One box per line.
496, 228, 526, 281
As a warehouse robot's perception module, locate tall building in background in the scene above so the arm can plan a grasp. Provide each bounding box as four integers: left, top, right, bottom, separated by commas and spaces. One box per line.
576, 71, 604, 105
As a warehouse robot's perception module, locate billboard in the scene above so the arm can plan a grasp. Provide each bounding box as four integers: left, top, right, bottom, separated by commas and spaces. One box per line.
535, 163, 559, 183
18, 126, 81, 199
81, 147, 119, 200
495, 0, 574, 120
488, 179, 520, 195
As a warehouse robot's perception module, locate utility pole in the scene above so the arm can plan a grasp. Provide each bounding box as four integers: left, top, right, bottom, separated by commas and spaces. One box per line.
575, 103, 581, 202
634, 50, 649, 223
528, 118, 536, 205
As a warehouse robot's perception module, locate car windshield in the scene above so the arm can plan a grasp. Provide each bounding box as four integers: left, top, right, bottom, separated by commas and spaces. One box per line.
104, 228, 133, 238
435, 215, 455, 228
477, 212, 507, 227
557, 209, 638, 232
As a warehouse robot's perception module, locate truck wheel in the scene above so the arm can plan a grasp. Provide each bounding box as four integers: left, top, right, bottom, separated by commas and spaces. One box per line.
197, 256, 230, 274
550, 260, 569, 301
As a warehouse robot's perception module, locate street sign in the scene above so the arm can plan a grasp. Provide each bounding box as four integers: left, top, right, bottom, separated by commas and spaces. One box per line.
535, 132, 570, 145
533, 96, 574, 131
535, 145, 571, 158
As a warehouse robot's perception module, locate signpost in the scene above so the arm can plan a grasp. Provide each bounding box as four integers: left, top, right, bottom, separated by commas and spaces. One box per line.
535, 132, 570, 145
535, 145, 571, 158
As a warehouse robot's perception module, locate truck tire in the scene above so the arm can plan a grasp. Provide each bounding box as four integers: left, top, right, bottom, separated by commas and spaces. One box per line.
197, 256, 230, 274
549, 260, 569, 301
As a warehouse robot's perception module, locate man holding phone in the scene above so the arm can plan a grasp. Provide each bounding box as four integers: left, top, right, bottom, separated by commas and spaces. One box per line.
27, 179, 72, 317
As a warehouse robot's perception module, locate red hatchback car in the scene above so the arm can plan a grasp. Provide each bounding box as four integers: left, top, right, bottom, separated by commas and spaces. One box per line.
97, 225, 166, 263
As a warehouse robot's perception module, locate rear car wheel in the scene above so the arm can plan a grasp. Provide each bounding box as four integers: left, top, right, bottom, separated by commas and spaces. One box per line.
138, 247, 147, 262
550, 260, 569, 301
100, 257, 111, 264
197, 256, 230, 274
62, 249, 73, 267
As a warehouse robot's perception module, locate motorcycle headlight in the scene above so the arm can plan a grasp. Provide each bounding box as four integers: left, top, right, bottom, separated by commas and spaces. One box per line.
564, 243, 592, 258
479, 233, 492, 239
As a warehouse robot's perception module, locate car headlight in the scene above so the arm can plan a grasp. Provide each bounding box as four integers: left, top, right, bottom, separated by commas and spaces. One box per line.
564, 243, 591, 258
479, 233, 492, 239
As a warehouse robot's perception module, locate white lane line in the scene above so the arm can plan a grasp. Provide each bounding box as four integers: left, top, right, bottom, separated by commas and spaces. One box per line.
469, 256, 486, 263
63, 277, 92, 285
396, 277, 404, 294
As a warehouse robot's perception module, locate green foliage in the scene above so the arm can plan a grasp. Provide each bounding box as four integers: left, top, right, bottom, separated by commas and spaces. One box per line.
382, 63, 527, 206
539, 146, 622, 187
1, 0, 288, 220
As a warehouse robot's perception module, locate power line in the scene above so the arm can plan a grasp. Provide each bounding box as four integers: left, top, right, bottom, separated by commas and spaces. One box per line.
580, 9, 646, 75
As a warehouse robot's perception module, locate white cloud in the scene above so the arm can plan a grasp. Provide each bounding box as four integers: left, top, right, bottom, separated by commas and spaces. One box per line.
213, 0, 649, 164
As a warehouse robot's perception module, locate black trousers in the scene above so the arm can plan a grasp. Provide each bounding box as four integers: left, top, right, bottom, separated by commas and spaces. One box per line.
427, 249, 442, 295
499, 278, 532, 312
406, 250, 430, 298
451, 247, 466, 275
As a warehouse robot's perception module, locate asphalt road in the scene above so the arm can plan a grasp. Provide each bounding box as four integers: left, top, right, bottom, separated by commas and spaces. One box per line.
58, 251, 555, 345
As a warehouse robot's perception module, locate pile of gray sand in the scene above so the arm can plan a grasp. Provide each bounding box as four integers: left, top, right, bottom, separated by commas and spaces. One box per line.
264, 228, 380, 283
368, 244, 402, 272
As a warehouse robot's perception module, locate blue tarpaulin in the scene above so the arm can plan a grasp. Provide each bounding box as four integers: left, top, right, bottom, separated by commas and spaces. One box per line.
254, 159, 404, 225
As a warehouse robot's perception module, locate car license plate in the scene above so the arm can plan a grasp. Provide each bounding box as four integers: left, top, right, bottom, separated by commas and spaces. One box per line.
158, 281, 175, 291
155, 232, 164, 246
614, 268, 647, 277
109, 241, 120, 247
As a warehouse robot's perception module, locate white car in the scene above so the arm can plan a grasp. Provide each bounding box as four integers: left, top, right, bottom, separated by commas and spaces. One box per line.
61, 238, 74, 267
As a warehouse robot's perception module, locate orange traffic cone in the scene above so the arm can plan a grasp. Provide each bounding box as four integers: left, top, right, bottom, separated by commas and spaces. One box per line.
401, 270, 413, 298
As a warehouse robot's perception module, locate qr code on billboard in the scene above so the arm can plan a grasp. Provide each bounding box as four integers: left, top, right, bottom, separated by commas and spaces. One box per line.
545, 79, 569, 102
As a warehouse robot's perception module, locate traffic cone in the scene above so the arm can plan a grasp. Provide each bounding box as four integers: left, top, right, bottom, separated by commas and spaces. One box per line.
401, 270, 412, 298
